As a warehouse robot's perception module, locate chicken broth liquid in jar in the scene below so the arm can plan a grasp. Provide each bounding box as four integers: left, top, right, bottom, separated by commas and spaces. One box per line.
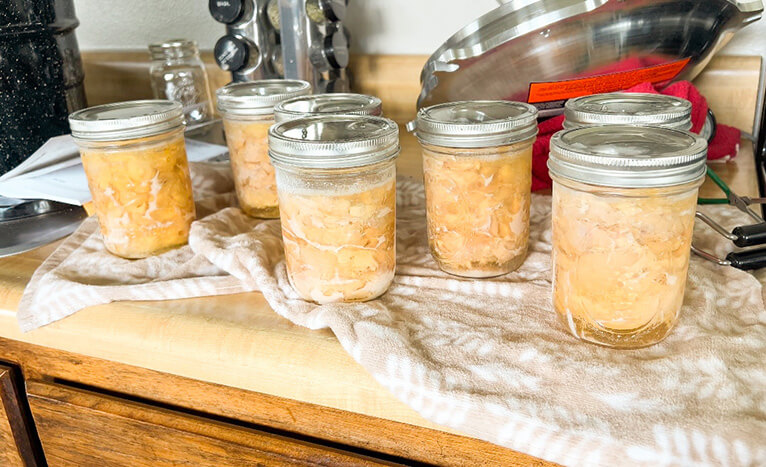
70, 100, 195, 259
269, 115, 400, 304
217, 80, 311, 218
548, 126, 708, 348
409, 101, 538, 278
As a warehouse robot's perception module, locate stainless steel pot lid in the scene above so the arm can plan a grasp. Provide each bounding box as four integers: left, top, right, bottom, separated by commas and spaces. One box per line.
563, 93, 692, 130
416, 0, 763, 114
273, 93, 383, 123
269, 115, 400, 169
216, 79, 312, 117
407, 100, 538, 148
69, 100, 184, 141
549, 125, 708, 188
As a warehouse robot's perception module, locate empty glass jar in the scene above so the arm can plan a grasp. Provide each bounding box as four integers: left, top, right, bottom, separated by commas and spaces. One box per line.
217, 80, 311, 218
274, 93, 382, 123
70, 100, 195, 259
548, 125, 708, 348
409, 100, 539, 278
269, 115, 399, 303
149, 39, 215, 127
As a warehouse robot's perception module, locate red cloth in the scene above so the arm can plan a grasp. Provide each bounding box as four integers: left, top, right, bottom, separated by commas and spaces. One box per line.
531, 81, 742, 191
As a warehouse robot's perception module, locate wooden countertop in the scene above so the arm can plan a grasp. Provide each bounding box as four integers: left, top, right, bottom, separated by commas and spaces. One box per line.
0, 53, 762, 446
0, 128, 760, 439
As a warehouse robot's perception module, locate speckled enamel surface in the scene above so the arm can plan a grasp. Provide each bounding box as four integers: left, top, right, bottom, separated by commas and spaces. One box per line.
0, 0, 85, 175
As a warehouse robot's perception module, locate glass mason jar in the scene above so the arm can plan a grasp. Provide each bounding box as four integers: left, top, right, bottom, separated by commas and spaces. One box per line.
563, 92, 693, 130
216, 80, 312, 219
149, 39, 215, 128
69, 100, 196, 259
548, 125, 708, 348
408, 101, 538, 278
268, 115, 399, 303
273, 93, 382, 123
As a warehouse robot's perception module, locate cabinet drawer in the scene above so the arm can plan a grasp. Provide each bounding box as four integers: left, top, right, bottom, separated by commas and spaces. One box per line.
1, 364, 42, 466
27, 381, 395, 466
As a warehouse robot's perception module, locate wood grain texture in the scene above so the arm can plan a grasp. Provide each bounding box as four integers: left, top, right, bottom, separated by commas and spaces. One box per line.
700, 142, 759, 198
0, 366, 24, 467
0, 132, 750, 465
79, 50, 761, 198
348, 54, 425, 124
80, 51, 227, 109
0, 52, 759, 467
0, 127, 437, 438
27, 381, 397, 467
0, 337, 551, 467
0, 364, 42, 466
80, 52, 761, 130
79, 51, 424, 124
694, 55, 762, 134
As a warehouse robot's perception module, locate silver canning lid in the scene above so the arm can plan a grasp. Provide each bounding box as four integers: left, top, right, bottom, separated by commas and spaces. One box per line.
69, 100, 184, 141
563, 93, 692, 130
216, 79, 312, 117
549, 125, 708, 188
407, 100, 538, 148
269, 115, 400, 169
273, 93, 383, 123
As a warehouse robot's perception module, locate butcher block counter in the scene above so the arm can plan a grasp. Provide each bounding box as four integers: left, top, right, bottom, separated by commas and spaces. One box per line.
0, 54, 762, 466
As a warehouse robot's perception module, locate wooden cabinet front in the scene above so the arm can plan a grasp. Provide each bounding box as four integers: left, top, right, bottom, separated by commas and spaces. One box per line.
27, 381, 397, 466
0, 365, 23, 466
1, 363, 42, 466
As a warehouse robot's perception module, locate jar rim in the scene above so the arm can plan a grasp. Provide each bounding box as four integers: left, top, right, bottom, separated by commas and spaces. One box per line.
149, 39, 199, 60
408, 100, 538, 148
564, 92, 692, 129
548, 125, 708, 188
274, 93, 383, 123
550, 172, 705, 195
69, 100, 185, 142
269, 114, 400, 169
216, 79, 312, 116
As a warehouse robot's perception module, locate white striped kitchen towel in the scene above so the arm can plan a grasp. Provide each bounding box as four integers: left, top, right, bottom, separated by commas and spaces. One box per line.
18, 164, 766, 466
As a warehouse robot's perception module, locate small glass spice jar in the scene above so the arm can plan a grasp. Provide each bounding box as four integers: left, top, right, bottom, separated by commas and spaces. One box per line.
217, 80, 311, 218
408, 100, 539, 278
548, 125, 708, 348
269, 115, 399, 303
563, 92, 693, 130
69, 100, 196, 259
274, 93, 382, 123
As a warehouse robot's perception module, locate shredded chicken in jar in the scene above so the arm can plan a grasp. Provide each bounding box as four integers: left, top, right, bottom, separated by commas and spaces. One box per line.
223, 119, 279, 218
81, 132, 195, 258
278, 178, 396, 303
552, 179, 699, 347
423, 143, 533, 277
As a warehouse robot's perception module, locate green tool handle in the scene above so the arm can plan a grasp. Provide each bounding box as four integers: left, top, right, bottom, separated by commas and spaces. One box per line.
698, 167, 731, 205
706, 167, 731, 195
698, 198, 729, 205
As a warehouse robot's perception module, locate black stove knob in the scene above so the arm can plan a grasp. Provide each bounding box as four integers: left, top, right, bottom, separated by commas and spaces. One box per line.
214, 35, 250, 72
323, 29, 349, 69
209, 0, 245, 24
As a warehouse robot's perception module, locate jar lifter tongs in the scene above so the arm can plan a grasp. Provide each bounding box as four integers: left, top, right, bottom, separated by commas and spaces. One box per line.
693, 167, 766, 270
